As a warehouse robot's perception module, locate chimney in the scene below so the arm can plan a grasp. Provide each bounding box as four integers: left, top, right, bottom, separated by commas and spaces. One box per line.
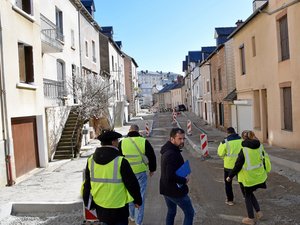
252, 0, 267, 12
235, 20, 244, 27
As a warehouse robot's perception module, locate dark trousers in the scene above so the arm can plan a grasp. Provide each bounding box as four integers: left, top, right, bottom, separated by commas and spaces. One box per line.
240, 184, 260, 219
224, 169, 234, 201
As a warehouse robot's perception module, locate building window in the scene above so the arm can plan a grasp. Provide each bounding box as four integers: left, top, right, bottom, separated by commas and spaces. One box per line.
253, 90, 261, 129
213, 78, 216, 91
55, 7, 64, 42
252, 36, 256, 57
72, 64, 78, 104
112, 56, 114, 71
239, 44, 246, 75
85, 41, 88, 57
15, 0, 32, 15
71, 29, 75, 49
206, 80, 210, 93
18, 43, 34, 83
57, 59, 65, 97
281, 85, 292, 131
218, 68, 222, 91
219, 103, 224, 126
278, 15, 290, 61
92, 40, 96, 62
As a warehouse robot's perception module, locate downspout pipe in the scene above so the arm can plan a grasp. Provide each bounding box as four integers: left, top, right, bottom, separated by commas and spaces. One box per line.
0, 13, 14, 186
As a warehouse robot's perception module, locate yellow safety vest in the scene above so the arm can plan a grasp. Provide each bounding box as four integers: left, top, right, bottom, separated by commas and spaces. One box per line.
88, 156, 133, 208
217, 138, 242, 169
238, 145, 268, 187
121, 137, 148, 174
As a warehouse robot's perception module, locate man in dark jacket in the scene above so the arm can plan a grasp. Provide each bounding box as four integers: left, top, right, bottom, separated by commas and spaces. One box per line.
82, 130, 142, 225
119, 124, 156, 225
160, 128, 194, 225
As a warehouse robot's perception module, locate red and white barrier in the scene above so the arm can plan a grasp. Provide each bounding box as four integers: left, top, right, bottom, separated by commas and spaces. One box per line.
82, 170, 99, 223
172, 112, 177, 123
187, 120, 192, 136
145, 122, 150, 137
200, 133, 209, 157
84, 207, 98, 222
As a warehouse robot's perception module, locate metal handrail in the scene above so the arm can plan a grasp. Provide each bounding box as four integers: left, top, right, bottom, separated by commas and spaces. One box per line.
71, 113, 79, 158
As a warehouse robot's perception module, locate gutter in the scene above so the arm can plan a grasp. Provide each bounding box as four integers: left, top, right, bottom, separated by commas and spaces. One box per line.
0, 13, 14, 185
259, 0, 300, 15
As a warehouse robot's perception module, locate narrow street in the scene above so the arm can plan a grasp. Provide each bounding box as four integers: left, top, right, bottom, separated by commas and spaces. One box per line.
142, 112, 300, 225
0, 112, 299, 225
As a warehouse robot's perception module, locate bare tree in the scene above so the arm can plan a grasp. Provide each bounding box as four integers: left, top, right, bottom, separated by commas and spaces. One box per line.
68, 73, 114, 154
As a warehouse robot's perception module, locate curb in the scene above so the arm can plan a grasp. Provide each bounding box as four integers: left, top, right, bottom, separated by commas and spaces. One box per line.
0, 201, 83, 219
270, 155, 300, 172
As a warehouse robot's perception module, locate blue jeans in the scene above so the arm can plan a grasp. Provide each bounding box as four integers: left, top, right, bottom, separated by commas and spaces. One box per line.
129, 171, 147, 225
163, 195, 195, 225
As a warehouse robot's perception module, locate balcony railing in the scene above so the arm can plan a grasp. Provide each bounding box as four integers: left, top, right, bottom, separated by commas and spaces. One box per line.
43, 78, 66, 99
40, 14, 64, 53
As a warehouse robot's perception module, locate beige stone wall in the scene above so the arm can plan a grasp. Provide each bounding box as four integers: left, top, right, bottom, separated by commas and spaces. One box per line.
233, 0, 300, 149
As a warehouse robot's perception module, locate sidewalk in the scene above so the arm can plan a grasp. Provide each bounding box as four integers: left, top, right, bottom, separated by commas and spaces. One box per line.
0, 113, 154, 223
175, 111, 300, 184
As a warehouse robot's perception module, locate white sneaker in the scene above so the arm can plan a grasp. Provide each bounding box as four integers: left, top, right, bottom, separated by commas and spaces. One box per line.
128, 217, 135, 222
225, 200, 234, 206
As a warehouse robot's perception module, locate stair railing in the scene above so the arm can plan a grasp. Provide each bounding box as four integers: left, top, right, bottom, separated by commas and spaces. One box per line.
71, 115, 79, 158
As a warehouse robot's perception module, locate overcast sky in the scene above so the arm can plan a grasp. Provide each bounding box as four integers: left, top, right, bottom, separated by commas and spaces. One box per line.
94, 1, 254, 75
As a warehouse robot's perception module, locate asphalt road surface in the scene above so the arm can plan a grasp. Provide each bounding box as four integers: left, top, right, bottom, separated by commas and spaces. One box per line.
141, 112, 300, 225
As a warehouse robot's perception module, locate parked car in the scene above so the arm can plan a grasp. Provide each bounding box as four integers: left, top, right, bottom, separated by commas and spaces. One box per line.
175, 104, 187, 112
141, 105, 150, 109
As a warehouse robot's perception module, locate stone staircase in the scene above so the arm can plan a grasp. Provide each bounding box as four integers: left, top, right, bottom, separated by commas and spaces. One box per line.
53, 111, 79, 160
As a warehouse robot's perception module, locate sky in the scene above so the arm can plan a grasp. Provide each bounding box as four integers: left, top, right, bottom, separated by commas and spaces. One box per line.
94, 1, 254, 75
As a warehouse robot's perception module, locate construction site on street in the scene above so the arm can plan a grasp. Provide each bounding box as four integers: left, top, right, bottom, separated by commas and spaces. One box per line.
0, 111, 299, 225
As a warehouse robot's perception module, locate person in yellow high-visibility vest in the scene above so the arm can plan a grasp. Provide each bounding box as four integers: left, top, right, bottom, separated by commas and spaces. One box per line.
82, 130, 142, 225
119, 124, 157, 225
227, 130, 271, 225
218, 127, 242, 206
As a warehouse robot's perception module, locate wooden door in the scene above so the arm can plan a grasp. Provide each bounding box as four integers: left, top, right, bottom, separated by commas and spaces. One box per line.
12, 117, 39, 177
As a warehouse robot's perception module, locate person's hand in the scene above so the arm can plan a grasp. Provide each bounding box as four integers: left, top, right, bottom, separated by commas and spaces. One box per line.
226, 177, 231, 182
135, 204, 140, 209
149, 171, 154, 177
185, 175, 190, 184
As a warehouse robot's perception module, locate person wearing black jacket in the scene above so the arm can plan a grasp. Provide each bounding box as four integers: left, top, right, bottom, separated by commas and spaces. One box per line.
119, 124, 156, 225
160, 128, 194, 225
82, 131, 142, 225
